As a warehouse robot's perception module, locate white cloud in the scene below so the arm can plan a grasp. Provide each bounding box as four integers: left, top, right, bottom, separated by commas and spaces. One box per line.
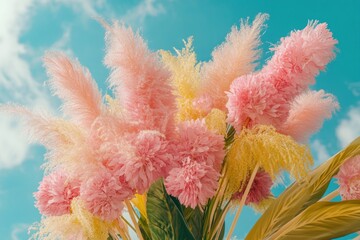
311, 139, 330, 165
11, 223, 30, 240
336, 104, 360, 148
0, 0, 52, 169
123, 0, 166, 27
0, 0, 106, 169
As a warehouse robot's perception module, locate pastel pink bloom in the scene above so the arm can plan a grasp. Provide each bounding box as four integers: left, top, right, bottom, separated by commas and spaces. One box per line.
119, 130, 172, 193
279, 90, 339, 142
172, 120, 225, 171
335, 155, 360, 200
80, 169, 132, 221
104, 22, 176, 136
43, 52, 103, 129
198, 14, 268, 113
226, 73, 289, 130
192, 94, 214, 115
34, 171, 80, 216
226, 22, 337, 131
232, 170, 273, 205
264, 22, 337, 99
165, 158, 219, 208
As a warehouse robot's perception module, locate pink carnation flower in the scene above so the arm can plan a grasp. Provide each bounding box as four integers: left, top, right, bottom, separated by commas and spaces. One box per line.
226, 73, 289, 130
119, 130, 172, 193
80, 169, 132, 221
165, 158, 219, 208
172, 120, 225, 171
335, 155, 360, 200
232, 170, 272, 205
34, 171, 80, 216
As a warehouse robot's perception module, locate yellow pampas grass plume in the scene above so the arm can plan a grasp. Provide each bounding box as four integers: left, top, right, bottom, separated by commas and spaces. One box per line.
225, 125, 313, 197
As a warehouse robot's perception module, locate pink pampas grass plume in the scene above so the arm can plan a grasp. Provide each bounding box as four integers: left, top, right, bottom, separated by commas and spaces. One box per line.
197, 13, 268, 113
335, 155, 360, 200
226, 21, 337, 130
264, 21, 337, 98
44, 52, 103, 129
119, 130, 172, 193
165, 158, 219, 208
80, 169, 132, 221
172, 119, 225, 171
232, 170, 272, 205
104, 22, 176, 136
34, 171, 80, 216
280, 90, 339, 142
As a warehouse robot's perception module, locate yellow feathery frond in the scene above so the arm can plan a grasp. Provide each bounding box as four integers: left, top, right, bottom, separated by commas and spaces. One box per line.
71, 198, 115, 240
30, 199, 119, 240
205, 108, 227, 135
105, 94, 123, 116
160, 37, 204, 121
250, 196, 275, 213
131, 193, 148, 220
225, 125, 313, 197
29, 214, 82, 240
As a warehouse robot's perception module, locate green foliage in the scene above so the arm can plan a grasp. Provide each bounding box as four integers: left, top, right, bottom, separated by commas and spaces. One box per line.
146, 180, 195, 240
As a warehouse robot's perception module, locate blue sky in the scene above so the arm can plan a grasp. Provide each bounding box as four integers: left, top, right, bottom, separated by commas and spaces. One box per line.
0, 0, 359, 239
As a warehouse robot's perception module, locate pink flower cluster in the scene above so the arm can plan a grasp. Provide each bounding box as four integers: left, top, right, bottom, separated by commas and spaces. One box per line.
33, 22, 225, 221
165, 120, 225, 208
232, 170, 273, 205
336, 155, 360, 200
227, 22, 338, 141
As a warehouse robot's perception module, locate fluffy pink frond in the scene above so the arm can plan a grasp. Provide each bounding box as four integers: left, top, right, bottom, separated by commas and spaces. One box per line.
44, 52, 103, 128
279, 90, 339, 142
226, 22, 337, 130
0, 105, 82, 150
264, 21, 337, 98
198, 13, 268, 112
104, 22, 176, 135
34, 171, 80, 216
165, 159, 219, 208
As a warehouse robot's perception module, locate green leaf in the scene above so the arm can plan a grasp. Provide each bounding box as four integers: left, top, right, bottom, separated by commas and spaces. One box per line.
269, 201, 360, 239
184, 207, 204, 240
139, 216, 152, 240
246, 137, 360, 240
146, 179, 195, 240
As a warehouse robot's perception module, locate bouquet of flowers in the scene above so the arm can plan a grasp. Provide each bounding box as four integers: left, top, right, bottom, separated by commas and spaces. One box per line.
3, 13, 360, 240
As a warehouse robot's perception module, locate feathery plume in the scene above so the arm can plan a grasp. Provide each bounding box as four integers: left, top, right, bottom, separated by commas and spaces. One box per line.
280, 90, 339, 142
44, 52, 103, 129
197, 13, 268, 113
104, 22, 176, 135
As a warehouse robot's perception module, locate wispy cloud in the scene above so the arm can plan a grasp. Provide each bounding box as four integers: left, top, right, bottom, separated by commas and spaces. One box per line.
123, 0, 166, 27
336, 103, 360, 148
11, 223, 30, 240
311, 139, 330, 165
347, 81, 360, 97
